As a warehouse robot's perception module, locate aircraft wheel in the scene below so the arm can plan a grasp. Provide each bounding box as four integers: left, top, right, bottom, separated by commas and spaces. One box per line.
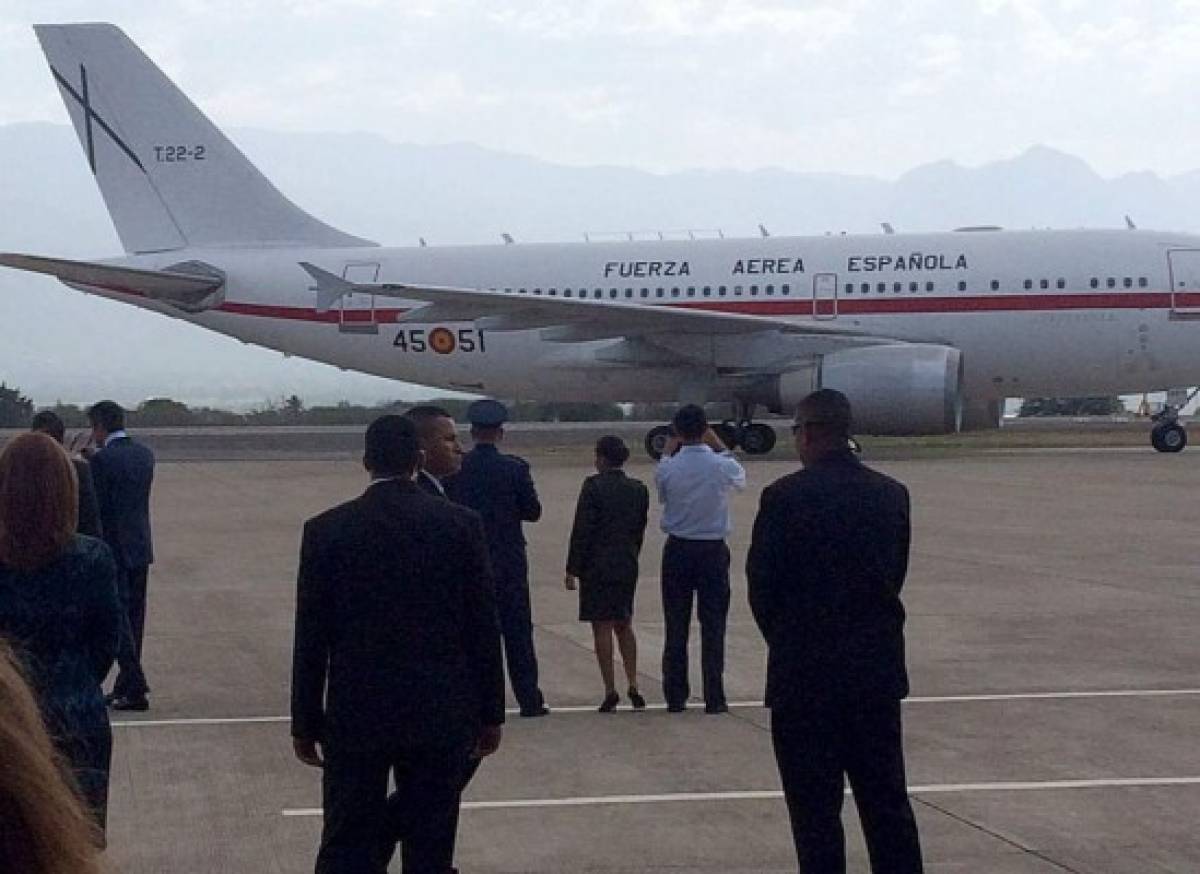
741, 423, 777, 455
645, 425, 673, 460
1151, 423, 1187, 453
712, 422, 738, 451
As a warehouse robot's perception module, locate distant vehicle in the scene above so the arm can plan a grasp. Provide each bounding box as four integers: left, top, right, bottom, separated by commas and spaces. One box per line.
4, 23, 1200, 455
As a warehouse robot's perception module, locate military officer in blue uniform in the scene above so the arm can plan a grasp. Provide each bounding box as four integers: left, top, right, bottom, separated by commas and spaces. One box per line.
446, 400, 549, 717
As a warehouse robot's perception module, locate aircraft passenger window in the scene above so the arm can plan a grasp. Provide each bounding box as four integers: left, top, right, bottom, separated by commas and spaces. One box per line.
1056, 279, 1065, 289
1040, 279, 1048, 289
766, 285, 774, 296
876, 282, 886, 293
1090, 278, 1099, 289
549, 289, 557, 296
734, 285, 743, 295
910, 282, 918, 293
703, 286, 712, 297
783, 284, 791, 295
519, 288, 526, 294
957, 281, 967, 292
593, 289, 602, 299
1107, 277, 1116, 288
845, 283, 853, 294
656, 288, 665, 298
625, 289, 633, 298
535, 288, 543, 295
1023, 280, 1032, 290
750, 285, 759, 296
990, 280, 999, 291
719, 285, 728, 296
893, 282, 902, 293
925, 281, 934, 292
670, 287, 680, 297
1139, 277, 1148, 288
564, 289, 572, 298
1123, 277, 1133, 288
861, 283, 870, 294
687, 287, 696, 297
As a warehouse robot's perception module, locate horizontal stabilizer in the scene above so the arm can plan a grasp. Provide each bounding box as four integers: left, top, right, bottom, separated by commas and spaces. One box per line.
0, 252, 224, 309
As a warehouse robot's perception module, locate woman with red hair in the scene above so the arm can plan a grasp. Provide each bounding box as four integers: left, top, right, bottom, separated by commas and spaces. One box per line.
0, 432, 122, 840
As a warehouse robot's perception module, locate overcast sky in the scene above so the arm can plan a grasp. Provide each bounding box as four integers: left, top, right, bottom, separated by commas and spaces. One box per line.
4, 0, 1200, 180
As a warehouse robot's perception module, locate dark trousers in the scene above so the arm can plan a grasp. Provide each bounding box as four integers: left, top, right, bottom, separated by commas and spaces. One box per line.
771, 696, 923, 874
112, 564, 150, 699
496, 577, 544, 712
660, 537, 730, 708
56, 728, 113, 842
319, 739, 472, 874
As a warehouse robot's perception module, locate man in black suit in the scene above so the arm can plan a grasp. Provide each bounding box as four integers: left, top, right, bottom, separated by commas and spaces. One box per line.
747, 389, 923, 874
292, 415, 505, 874
403, 405, 464, 497
446, 400, 548, 717
87, 400, 153, 712
30, 410, 102, 538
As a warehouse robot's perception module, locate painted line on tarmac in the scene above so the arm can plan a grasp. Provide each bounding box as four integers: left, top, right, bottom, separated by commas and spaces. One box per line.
110, 687, 1200, 728
280, 776, 1200, 817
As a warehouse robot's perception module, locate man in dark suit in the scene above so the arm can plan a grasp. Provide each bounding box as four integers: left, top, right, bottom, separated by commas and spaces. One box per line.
446, 400, 548, 717
747, 389, 923, 874
30, 410, 102, 538
87, 400, 153, 712
292, 415, 505, 874
403, 405, 464, 497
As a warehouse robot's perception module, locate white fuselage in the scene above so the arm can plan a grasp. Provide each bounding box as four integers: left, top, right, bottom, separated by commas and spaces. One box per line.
94, 228, 1200, 405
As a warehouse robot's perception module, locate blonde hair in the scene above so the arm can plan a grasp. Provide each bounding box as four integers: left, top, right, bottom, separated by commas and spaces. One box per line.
0, 639, 102, 873
0, 433, 78, 572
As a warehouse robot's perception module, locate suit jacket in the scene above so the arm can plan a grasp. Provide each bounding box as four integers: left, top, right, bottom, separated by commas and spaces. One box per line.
445, 444, 541, 583
291, 478, 505, 752
747, 450, 911, 708
566, 469, 649, 586
89, 436, 154, 568
73, 458, 103, 539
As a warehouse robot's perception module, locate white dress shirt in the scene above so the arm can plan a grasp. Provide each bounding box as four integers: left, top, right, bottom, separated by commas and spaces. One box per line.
655, 444, 747, 540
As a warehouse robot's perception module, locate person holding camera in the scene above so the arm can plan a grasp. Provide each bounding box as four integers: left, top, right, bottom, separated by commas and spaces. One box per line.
654, 405, 746, 714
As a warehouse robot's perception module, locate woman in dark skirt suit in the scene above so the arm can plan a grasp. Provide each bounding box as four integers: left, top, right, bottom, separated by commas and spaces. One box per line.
565, 435, 650, 712
0, 433, 122, 841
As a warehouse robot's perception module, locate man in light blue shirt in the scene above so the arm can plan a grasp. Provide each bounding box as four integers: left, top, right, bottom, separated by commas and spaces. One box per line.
655, 404, 747, 713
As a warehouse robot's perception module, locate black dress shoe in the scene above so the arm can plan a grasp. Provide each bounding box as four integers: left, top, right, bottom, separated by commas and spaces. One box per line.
627, 687, 646, 711
598, 691, 619, 713
519, 705, 550, 718
109, 696, 150, 712
666, 701, 686, 713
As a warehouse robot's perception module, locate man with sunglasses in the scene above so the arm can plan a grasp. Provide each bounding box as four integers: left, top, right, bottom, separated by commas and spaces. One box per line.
747, 389, 923, 873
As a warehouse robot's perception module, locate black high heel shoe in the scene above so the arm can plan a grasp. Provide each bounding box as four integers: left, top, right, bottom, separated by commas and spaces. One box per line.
599, 691, 620, 713
627, 687, 646, 710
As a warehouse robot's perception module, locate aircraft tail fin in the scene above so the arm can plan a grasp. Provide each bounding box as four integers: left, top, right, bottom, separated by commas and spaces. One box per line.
34, 23, 376, 254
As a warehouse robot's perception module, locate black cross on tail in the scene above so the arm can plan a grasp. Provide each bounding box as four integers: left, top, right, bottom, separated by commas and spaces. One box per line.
50, 63, 146, 175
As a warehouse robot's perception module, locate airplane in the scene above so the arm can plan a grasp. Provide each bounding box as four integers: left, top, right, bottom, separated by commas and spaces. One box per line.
4, 22, 1200, 457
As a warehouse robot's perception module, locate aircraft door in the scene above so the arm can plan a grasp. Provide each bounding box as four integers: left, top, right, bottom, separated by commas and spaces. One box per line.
1168, 250, 1200, 317
813, 272, 838, 320
339, 262, 380, 334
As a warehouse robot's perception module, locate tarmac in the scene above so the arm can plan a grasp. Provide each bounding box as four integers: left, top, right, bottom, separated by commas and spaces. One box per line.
22, 428, 1200, 872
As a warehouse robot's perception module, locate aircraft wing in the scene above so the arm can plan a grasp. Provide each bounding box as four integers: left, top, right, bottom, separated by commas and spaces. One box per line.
299, 262, 898, 348
0, 253, 224, 307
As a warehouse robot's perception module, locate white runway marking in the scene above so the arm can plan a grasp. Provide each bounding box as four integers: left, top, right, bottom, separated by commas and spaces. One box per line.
110, 687, 1200, 728
280, 775, 1200, 817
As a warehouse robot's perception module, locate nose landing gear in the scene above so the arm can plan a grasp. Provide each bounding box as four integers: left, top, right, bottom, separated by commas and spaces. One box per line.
1148, 388, 1200, 452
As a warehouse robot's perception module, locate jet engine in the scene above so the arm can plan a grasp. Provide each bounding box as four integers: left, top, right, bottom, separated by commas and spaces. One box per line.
766, 344, 964, 435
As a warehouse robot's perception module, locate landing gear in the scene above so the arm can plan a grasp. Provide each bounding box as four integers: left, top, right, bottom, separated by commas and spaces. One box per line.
1149, 391, 1197, 453
641, 401, 779, 459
